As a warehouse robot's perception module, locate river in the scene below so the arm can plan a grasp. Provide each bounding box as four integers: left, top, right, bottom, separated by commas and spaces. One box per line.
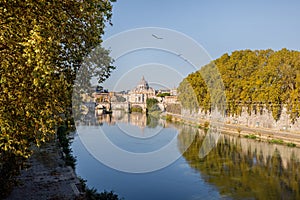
71, 111, 300, 200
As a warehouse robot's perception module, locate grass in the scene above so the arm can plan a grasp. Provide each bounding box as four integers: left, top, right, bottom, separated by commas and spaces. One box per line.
245, 134, 257, 139
269, 139, 284, 144
287, 142, 296, 147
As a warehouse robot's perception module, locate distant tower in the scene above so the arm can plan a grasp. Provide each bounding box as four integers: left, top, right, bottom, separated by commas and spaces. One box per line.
128, 76, 155, 103
137, 76, 149, 90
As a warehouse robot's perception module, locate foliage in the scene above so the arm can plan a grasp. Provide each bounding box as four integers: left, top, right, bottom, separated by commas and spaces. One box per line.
146, 98, 160, 112
85, 189, 123, 200
0, 0, 115, 159
177, 79, 200, 112
0, 154, 25, 198
204, 121, 210, 129
157, 92, 170, 97
269, 139, 284, 145
287, 142, 296, 147
166, 114, 173, 122
57, 125, 76, 169
178, 49, 300, 122
130, 106, 143, 113
78, 178, 123, 200
244, 134, 257, 139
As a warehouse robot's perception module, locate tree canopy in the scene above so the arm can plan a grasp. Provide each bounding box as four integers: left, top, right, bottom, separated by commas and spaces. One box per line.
0, 0, 115, 158
178, 49, 300, 122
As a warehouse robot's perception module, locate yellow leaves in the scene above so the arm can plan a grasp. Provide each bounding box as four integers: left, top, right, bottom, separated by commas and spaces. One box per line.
0, 133, 14, 152
33, 78, 39, 86
1, 0, 115, 159
26, 111, 31, 118
179, 49, 300, 119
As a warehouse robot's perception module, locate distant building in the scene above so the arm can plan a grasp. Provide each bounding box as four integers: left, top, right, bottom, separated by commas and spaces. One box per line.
164, 96, 178, 104
157, 89, 171, 94
170, 88, 177, 96
128, 76, 156, 103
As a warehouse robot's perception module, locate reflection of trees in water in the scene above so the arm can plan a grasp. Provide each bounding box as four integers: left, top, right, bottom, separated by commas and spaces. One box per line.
178, 128, 300, 199
146, 115, 159, 128
176, 125, 199, 154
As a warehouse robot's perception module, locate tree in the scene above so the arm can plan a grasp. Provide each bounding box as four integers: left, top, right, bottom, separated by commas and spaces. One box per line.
146, 98, 159, 112
0, 0, 115, 158
178, 49, 300, 122
157, 93, 170, 97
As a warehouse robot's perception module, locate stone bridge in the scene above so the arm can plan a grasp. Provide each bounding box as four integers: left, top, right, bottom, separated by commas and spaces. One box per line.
111, 102, 148, 113
111, 102, 130, 112
130, 102, 147, 112
95, 101, 165, 113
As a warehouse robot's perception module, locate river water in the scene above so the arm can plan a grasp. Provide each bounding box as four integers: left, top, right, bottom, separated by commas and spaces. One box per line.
71, 111, 300, 200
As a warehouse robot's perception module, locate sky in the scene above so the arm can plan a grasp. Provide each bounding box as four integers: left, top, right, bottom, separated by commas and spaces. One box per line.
98, 0, 300, 91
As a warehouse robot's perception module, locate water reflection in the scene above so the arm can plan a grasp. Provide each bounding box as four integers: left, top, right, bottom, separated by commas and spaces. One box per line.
74, 112, 300, 199
96, 111, 160, 129
72, 117, 222, 199
178, 128, 300, 199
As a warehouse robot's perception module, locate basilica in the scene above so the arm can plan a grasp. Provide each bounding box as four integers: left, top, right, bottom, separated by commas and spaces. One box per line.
128, 76, 156, 103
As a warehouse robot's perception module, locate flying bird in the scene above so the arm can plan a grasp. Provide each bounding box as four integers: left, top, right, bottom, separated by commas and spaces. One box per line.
152, 34, 163, 39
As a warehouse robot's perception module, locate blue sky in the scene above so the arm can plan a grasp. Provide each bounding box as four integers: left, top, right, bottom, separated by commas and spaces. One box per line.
100, 0, 300, 91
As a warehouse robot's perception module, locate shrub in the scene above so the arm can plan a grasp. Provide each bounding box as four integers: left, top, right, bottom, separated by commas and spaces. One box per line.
245, 134, 257, 139
130, 106, 143, 113
204, 121, 210, 128
166, 114, 173, 122
269, 139, 284, 144
287, 143, 296, 147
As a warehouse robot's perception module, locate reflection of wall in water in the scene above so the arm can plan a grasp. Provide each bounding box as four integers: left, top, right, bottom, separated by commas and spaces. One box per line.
224, 135, 300, 169
178, 127, 300, 199
178, 126, 300, 169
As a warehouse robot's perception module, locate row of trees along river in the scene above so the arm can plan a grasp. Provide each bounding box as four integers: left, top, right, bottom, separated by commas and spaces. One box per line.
178, 48, 300, 122
1, 1, 300, 198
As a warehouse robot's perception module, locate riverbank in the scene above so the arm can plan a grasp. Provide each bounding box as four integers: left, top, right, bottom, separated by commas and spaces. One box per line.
163, 112, 300, 147
5, 139, 82, 200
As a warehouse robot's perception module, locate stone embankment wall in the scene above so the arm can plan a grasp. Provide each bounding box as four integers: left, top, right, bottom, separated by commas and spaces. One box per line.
169, 103, 300, 132
226, 107, 300, 132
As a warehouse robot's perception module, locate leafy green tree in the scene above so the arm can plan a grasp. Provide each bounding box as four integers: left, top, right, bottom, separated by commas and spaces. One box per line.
0, 0, 115, 158
157, 92, 170, 97
146, 98, 159, 112
178, 49, 300, 122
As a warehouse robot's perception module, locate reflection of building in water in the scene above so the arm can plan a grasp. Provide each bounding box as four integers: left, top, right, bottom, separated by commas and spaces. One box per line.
97, 113, 115, 125
128, 113, 147, 128
97, 112, 148, 129
128, 76, 156, 103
